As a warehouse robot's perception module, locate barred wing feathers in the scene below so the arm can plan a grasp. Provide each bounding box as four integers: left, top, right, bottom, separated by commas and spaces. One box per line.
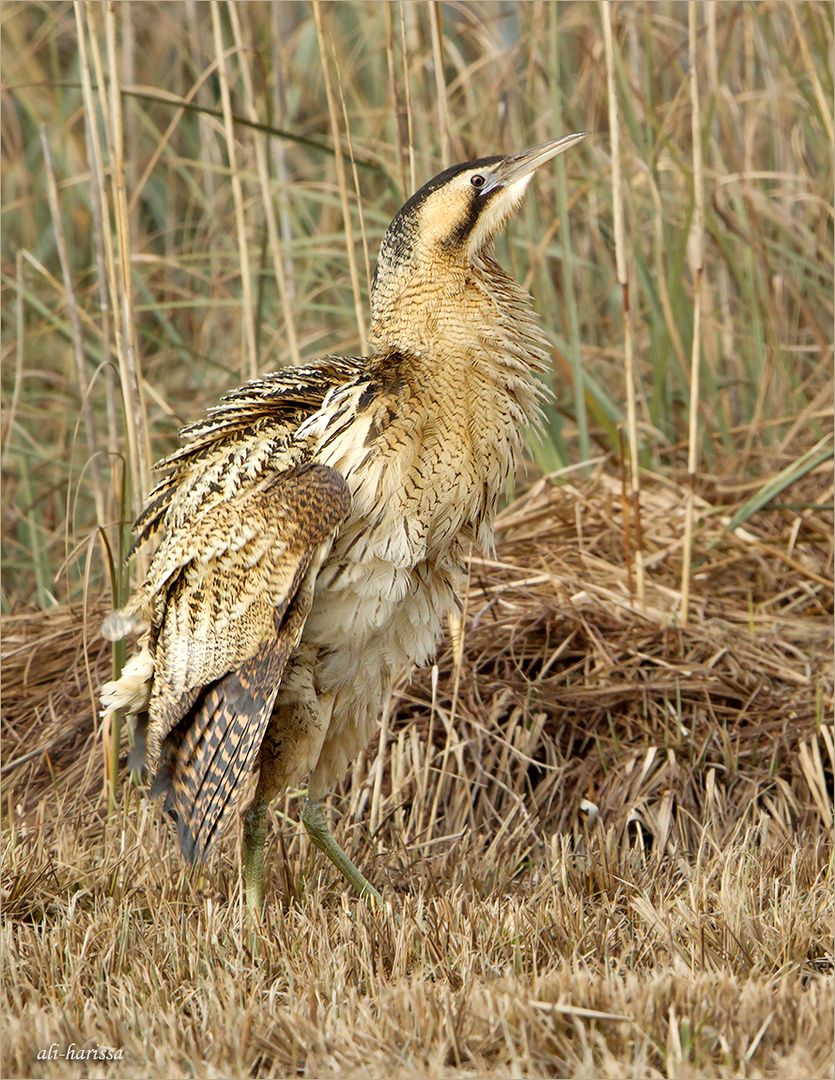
141, 462, 350, 863
132, 358, 363, 551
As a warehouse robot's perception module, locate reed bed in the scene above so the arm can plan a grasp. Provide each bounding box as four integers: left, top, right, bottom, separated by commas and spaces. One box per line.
2, 2, 833, 1077
3, 465, 833, 1078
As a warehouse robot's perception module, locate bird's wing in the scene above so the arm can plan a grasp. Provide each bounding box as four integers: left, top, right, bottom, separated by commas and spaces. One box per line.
132, 357, 363, 551
138, 462, 350, 862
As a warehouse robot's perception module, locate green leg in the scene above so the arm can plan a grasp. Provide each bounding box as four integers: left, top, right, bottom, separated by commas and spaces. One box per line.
302, 797, 383, 906
243, 799, 268, 916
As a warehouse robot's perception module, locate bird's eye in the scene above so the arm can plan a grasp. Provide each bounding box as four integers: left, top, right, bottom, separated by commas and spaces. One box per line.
470, 174, 486, 189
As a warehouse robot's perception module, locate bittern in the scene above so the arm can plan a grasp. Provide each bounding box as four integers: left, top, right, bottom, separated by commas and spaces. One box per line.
101, 132, 588, 911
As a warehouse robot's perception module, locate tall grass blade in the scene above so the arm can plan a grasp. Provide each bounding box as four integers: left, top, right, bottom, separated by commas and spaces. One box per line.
725, 438, 834, 534
602, 0, 645, 610
680, 2, 706, 628
312, 1, 368, 352
210, 0, 258, 381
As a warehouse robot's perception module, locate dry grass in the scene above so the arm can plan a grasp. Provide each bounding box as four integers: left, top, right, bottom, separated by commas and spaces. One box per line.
3, 468, 833, 1079
3, 1, 833, 608
2, 2, 834, 1077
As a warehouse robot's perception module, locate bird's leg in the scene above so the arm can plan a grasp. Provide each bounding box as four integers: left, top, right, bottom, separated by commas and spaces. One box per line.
243, 798, 268, 916
302, 797, 383, 906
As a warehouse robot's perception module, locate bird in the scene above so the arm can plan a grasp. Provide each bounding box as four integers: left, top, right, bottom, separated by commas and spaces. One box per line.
100, 132, 588, 912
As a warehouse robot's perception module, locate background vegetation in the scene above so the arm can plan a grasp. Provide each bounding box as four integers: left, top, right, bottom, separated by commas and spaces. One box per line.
2, 3, 833, 1078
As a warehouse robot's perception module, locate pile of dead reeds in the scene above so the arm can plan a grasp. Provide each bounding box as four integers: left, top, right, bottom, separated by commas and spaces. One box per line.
3, 464, 831, 904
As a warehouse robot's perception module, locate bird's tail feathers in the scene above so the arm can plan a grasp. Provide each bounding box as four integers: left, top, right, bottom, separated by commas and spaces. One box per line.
153, 600, 308, 864
171, 664, 280, 863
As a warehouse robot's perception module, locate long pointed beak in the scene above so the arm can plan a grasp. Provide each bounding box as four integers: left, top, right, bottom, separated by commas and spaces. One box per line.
481, 132, 590, 195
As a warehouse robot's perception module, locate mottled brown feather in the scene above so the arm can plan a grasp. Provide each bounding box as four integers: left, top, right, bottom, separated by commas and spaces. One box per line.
101, 137, 586, 888
132, 358, 362, 552
131, 463, 349, 859
166, 589, 311, 862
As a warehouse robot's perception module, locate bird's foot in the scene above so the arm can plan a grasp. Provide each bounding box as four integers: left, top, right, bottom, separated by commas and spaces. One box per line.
302, 797, 384, 906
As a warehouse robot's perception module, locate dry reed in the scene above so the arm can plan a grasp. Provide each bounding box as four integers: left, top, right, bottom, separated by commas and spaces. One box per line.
2, 466, 833, 1079
2, 4, 833, 1077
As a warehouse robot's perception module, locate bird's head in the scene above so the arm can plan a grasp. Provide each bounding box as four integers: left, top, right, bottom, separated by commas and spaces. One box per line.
370, 132, 588, 331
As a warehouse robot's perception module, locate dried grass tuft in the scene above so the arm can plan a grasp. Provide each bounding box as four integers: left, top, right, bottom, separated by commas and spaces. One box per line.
3, 480, 833, 1080
5, 468, 831, 845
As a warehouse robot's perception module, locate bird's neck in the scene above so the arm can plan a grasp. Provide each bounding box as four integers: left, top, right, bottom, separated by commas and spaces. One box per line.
369, 251, 551, 433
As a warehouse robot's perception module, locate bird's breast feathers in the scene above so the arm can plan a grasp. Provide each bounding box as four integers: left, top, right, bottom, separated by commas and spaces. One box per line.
300, 370, 515, 571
